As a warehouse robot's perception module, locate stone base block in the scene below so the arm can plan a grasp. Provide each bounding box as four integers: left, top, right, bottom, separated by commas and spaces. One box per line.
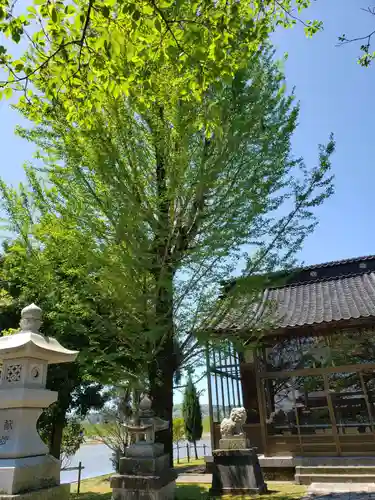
120, 454, 169, 475
219, 436, 249, 450
112, 481, 175, 500
125, 443, 164, 458
0, 455, 60, 495
211, 448, 267, 496
111, 469, 177, 500
258, 455, 295, 468
0, 484, 70, 500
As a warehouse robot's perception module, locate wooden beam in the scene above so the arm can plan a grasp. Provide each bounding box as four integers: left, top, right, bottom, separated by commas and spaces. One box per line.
258, 363, 375, 379
254, 355, 268, 456
323, 373, 341, 456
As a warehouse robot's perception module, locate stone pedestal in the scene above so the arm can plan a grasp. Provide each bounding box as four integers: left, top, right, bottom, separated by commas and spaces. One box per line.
0, 484, 70, 499
0, 304, 78, 498
219, 436, 249, 450
0, 455, 60, 495
211, 407, 267, 496
210, 449, 267, 496
111, 443, 177, 500
110, 396, 177, 500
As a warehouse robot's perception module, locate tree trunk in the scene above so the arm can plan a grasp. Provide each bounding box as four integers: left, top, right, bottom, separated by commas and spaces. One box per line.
149, 334, 175, 467
49, 410, 66, 460
149, 105, 176, 468
193, 440, 198, 460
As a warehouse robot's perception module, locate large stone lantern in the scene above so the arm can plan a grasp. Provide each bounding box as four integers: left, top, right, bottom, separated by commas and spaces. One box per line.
0, 304, 78, 498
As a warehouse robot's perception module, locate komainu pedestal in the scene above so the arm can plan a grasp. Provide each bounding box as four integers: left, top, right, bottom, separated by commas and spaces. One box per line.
210, 407, 267, 497
110, 396, 177, 500
210, 448, 267, 496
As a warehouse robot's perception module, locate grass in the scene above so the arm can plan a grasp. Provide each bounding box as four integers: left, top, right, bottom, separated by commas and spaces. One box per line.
70, 475, 307, 500
203, 415, 210, 433
70, 475, 111, 499
174, 457, 205, 468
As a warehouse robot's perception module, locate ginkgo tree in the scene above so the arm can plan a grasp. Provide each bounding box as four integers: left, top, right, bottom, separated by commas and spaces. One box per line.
1, 45, 335, 460
0, 0, 322, 122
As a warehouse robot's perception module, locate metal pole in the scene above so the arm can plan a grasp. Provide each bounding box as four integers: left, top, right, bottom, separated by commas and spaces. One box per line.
186, 443, 190, 463
217, 347, 226, 419
213, 347, 220, 422
223, 342, 232, 412
228, 343, 237, 407
206, 342, 216, 452
235, 347, 242, 406
77, 461, 82, 494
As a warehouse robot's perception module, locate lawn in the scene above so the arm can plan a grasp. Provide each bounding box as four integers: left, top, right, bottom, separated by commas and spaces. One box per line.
174, 457, 205, 468
70, 475, 307, 500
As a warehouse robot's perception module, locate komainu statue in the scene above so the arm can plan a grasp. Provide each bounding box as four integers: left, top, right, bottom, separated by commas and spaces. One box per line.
220, 407, 247, 437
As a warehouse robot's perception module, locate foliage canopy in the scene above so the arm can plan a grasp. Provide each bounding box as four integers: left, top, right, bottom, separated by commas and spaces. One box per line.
0, 0, 323, 127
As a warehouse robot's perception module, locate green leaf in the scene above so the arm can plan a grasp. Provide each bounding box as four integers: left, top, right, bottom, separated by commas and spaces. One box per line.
27, 6, 37, 15
14, 61, 24, 72
4, 87, 12, 99
132, 10, 141, 21
154, 18, 162, 33
51, 7, 57, 23
65, 5, 76, 15
102, 6, 110, 18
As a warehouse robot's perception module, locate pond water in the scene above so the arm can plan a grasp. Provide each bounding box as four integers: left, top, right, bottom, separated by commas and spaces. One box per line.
60, 437, 212, 484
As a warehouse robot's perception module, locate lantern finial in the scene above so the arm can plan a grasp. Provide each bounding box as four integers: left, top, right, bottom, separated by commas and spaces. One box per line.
20, 303, 42, 333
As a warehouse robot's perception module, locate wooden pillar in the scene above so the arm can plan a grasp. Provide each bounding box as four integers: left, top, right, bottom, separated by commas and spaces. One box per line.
240, 351, 260, 423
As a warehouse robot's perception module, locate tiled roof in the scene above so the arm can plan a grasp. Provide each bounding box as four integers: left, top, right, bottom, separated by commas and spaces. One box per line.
215, 257, 375, 332
298, 255, 375, 271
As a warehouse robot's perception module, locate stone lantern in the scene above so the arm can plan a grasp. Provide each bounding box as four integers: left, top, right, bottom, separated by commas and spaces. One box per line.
0, 304, 78, 499
110, 395, 177, 500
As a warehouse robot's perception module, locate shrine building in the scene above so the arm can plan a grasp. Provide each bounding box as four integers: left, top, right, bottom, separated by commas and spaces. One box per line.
206, 255, 375, 482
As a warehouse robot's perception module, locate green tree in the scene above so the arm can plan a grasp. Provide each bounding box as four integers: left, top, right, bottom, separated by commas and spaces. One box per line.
182, 377, 203, 460
38, 416, 85, 470
172, 417, 185, 464
0, 0, 322, 117
173, 418, 185, 443
1, 48, 335, 462
93, 385, 136, 472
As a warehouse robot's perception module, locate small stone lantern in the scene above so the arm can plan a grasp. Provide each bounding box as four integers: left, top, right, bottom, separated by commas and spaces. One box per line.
0, 304, 78, 498
110, 395, 177, 500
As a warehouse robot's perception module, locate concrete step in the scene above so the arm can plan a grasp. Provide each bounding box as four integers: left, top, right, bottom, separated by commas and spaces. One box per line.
295, 456, 375, 467
296, 466, 375, 475
295, 474, 375, 485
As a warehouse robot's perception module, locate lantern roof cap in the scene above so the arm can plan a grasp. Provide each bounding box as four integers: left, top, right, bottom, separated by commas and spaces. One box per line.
0, 303, 78, 364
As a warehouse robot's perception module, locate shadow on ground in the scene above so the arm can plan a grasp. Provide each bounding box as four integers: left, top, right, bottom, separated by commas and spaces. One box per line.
303, 492, 375, 500
175, 464, 206, 474
71, 486, 208, 500
72, 489, 372, 500
70, 481, 311, 499
71, 494, 111, 500
176, 484, 209, 499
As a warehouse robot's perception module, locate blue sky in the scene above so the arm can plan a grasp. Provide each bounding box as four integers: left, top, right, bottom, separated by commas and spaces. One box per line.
270, 0, 375, 267
1, 0, 374, 405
